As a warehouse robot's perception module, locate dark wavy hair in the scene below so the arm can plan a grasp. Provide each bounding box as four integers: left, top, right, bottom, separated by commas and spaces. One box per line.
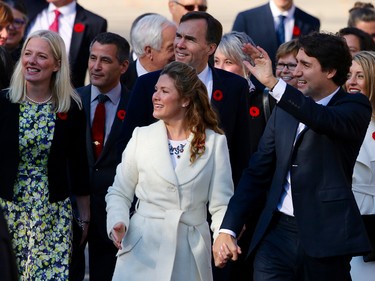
161, 61, 223, 163
297, 32, 352, 86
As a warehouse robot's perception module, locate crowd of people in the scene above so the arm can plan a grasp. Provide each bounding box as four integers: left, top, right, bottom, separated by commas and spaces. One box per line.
0, 0, 374, 281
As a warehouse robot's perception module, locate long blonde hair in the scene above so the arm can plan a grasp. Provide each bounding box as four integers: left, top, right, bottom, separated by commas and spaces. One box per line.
8, 30, 81, 112
353, 51, 375, 118
161, 61, 223, 163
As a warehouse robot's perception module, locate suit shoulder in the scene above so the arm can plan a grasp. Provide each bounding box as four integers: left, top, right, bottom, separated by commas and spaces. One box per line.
295, 7, 320, 25
237, 4, 268, 17
76, 4, 107, 23
214, 68, 248, 85
76, 85, 91, 96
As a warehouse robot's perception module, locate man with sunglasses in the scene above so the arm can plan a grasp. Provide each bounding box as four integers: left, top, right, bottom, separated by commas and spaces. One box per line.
168, 0, 207, 24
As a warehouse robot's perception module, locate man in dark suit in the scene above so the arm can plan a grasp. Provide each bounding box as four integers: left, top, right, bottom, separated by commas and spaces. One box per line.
118, 11, 251, 187
25, 0, 107, 88
120, 13, 176, 91
233, 0, 320, 66
213, 32, 372, 281
70, 32, 130, 281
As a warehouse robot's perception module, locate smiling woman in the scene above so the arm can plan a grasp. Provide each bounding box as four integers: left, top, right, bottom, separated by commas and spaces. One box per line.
0, 30, 90, 280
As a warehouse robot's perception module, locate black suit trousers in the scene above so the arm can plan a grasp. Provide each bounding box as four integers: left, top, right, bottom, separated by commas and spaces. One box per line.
253, 212, 352, 281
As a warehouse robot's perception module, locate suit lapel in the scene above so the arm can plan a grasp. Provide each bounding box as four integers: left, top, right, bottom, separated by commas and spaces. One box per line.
149, 121, 179, 185
80, 86, 96, 164
100, 86, 128, 158
69, 4, 86, 65
210, 67, 225, 114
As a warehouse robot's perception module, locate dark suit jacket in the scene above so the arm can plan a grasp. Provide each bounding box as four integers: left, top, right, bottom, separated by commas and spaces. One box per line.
120, 60, 138, 91
0, 91, 89, 202
77, 84, 130, 243
118, 66, 251, 185
233, 3, 320, 64
26, 2, 108, 88
0, 209, 18, 281
221, 85, 372, 258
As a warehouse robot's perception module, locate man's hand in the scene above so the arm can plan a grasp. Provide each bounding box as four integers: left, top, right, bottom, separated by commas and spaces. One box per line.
242, 44, 278, 90
212, 233, 242, 268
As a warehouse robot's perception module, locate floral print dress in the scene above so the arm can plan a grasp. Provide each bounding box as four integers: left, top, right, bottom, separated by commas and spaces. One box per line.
0, 102, 72, 280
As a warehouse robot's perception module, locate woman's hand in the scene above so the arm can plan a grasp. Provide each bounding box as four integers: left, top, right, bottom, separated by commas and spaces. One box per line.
111, 223, 126, 250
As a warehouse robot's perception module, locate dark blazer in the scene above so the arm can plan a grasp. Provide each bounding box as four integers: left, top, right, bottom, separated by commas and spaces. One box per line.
233, 3, 320, 64
118, 66, 251, 186
221, 85, 372, 258
26, 2, 108, 88
0, 91, 89, 203
76, 84, 130, 280
0, 209, 18, 281
120, 60, 138, 91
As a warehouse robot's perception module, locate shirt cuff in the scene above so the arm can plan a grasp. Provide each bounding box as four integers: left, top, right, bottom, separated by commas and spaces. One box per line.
219, 229, 237, 238
269, 78, 287, 102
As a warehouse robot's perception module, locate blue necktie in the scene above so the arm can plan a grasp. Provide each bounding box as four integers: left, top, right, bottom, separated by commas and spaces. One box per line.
276, 15, 286, 45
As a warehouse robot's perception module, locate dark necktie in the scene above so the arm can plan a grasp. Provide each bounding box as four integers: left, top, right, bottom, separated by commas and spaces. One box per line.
92, 94, 109, 159
276, 15, 286, 45
49, 10, 61, 33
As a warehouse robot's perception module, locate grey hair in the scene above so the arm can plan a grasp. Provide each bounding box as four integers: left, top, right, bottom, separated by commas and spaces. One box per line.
216, 31, 256, 78
131, 14, 176, 57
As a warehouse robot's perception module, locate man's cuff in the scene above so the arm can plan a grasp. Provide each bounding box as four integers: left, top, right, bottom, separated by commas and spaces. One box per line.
219, 229, 237, 238
269, 78, 287, 102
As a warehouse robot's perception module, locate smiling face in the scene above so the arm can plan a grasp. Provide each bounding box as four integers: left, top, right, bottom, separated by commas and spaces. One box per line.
174, 18, 216, 73
292, 48, 336, 101
152, 74, 188, 123
88, 42, 128, 93
21, 37, 60, 87
214, 48, 244, 77
6, 8, 27, 50
346, 60, 366, 96
275, 53, 297, 87
149, 24, 176, 71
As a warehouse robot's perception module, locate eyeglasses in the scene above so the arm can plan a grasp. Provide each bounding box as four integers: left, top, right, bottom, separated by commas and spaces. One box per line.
10, 18, 26, 30
275, 63, 297, 71
173, 1, 208, 12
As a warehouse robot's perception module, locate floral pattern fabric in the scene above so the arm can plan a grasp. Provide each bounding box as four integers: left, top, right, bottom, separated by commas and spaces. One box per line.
0, 102, 72, 280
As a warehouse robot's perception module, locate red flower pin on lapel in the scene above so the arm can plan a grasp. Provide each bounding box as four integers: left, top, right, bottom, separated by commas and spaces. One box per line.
293, 26, 301, 37
117, 109, 126, 120
74, 23, 85, 33
372, 131, 375, 141
57, 112, 68, 120
249, 106, 260, 118
212, 90, 223, 101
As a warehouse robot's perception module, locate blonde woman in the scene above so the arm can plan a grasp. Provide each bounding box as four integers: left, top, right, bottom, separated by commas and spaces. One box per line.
346, 50, 375, 281
106, 61, 233, 281
0, 30, 89, 280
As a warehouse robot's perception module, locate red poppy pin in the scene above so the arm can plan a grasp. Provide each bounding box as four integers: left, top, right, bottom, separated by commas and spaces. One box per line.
372, 131, 375, 141
57, 112, 68, 120
249, 106, 260, 118
212, 90, 223, 101
117, 109, 126, 120
293, 26, 301, 37
74, 23, 85, 33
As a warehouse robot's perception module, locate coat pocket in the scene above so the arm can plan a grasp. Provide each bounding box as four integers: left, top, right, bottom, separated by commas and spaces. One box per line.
318, 187, 352, 202
117, 224, 143, 257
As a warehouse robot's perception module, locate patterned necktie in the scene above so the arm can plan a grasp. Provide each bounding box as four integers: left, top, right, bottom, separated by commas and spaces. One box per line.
91, 94, 109, 160
276, 15, 286, 45
49, 10, 61, 33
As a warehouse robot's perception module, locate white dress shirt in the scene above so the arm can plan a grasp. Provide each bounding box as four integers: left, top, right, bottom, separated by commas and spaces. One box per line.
197, 64, 213, 100
269, 0, 296, 42
27, 2, 77, 54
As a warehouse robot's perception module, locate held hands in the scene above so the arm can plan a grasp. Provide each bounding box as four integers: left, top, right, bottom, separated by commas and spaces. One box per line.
212, 233, 242, 268
111, 222, 126, 250
242, 44, 278, 90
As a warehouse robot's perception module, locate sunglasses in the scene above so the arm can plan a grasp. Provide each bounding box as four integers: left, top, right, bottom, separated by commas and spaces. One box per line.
173, 1, 207, 12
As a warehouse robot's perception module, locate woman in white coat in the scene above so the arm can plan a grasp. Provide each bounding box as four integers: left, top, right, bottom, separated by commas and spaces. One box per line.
106, 61, 234, 281
346, 51, 375, 281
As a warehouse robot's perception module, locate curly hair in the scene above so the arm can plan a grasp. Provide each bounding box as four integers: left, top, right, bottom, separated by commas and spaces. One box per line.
160, 61, 223, 163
